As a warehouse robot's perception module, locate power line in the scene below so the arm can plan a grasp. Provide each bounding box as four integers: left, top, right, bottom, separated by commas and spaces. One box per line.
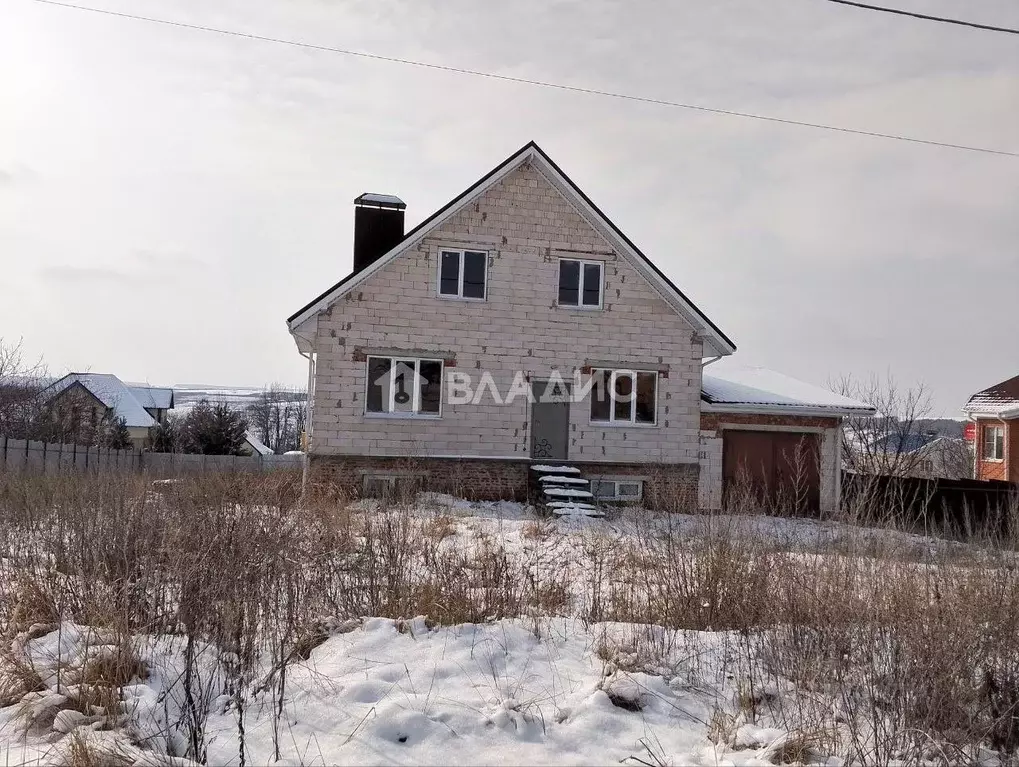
820, 0, 1019, 35
31, 0, 1019, 158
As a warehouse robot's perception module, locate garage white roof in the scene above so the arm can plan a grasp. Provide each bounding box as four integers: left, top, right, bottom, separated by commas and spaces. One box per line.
702, 364, 875, 416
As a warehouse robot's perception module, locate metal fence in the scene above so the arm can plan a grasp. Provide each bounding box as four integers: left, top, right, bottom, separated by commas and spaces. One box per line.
843, 471, 1017, 536
0, 437, 303, 477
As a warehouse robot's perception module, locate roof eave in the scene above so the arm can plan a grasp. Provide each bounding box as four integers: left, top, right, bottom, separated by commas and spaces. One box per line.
702, 402, 876, 418
964, 406, 1019, 419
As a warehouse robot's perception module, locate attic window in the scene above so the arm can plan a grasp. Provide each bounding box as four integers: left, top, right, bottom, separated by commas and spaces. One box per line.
439, 250, 487, 300
558, 259, 602, 308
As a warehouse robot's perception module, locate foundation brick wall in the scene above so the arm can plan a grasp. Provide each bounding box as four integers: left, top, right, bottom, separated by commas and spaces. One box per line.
306, 160, 705, 466
308, 454, 700, 510
308, 454, 532, 501
573, 461, 699, 511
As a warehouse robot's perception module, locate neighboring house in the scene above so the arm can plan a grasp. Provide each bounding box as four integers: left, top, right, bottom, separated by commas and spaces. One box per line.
855, 432, 970, 480
962, 374, 1019, 482
286, 141, 871, 512
242, 431, 273, 457
41, 373, 174, 451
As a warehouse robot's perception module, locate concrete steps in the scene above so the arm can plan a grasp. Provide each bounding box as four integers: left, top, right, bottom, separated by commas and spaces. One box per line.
530, 463, 602, 518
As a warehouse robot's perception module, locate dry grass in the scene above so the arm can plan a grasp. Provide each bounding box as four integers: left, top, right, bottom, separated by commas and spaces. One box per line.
9, 573, 59, 635
60, 731, 133, 767
424, 514, 457, 542
78, 643, 147, 689
0, 648, 44, 707
3, 470, 1019, 763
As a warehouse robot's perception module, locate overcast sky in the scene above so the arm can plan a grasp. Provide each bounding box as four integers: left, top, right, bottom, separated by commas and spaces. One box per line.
3, 0, 1017, 415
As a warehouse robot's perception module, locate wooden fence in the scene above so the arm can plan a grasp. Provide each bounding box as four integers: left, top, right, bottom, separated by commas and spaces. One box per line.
0, 437, 303, 477
843, 472, 1017, 537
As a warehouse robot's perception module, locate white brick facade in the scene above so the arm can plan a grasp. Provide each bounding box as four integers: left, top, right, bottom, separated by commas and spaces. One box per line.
307, 160, 704, 465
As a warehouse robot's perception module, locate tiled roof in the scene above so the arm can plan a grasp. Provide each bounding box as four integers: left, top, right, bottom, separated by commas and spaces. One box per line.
963, 374, 1019, 416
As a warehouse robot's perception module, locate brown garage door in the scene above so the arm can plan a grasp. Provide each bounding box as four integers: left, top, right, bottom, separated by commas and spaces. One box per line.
723, 430, 821, 514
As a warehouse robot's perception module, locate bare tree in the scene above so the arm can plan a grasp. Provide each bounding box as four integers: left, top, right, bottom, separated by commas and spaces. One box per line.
0, 337, 48, 439
832, 373, 935, 478
247, 384, 306, 454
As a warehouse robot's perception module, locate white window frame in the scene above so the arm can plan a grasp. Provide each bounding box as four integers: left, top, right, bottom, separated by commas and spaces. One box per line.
589, 369, 658, 426
983, 424, 1005, 461
364, 356, 443, 418
556, 258, 603, 309
437, 249, 488, 301
591, 478, 644, 502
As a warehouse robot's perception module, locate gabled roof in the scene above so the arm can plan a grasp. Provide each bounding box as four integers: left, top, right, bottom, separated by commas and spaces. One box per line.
42, 373, 173, 428
287, 140, 735, 357
127, 384, 174, 410
963, 374, 1019, 418
701, 364, 875, 416
244, 431, 273, 456
868, 432, 952, 455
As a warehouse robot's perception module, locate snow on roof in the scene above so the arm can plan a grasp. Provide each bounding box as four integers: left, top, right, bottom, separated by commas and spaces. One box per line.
126, 385, 174, 410
701, 364, 874, 415
44, 374, 157, 427
963, 374, 1019, 417
244, 431, 273, 456
869, 432, 951, 454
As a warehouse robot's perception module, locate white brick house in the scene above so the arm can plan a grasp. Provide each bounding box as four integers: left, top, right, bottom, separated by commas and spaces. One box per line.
287, 142, 870, 510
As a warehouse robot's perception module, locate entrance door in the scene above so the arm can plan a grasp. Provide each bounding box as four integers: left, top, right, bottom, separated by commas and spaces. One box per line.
723, 430, 821, 514
530, 379, 571, 460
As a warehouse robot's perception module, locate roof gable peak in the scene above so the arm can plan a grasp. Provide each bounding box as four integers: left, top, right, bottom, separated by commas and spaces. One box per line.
287, 141, 734, 356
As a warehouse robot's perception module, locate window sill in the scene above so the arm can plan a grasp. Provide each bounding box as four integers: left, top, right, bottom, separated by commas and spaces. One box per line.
589, 420, 659, 428
437, 294, 487, 303
364, 412, 442, 421
556, 303, 603, 311
983, 457, 1005, 463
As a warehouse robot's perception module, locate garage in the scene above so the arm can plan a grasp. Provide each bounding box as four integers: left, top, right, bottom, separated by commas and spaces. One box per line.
722, 429, 821, 513
698, 365, 875, 516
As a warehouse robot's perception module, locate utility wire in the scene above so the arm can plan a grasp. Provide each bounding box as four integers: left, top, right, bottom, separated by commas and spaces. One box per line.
31, 0, 1019, 158
821, 0, 1019, 35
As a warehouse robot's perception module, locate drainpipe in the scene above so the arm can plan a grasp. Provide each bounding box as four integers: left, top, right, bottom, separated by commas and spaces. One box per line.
701, 356, 722, 368
297, 346, 315, 448
293, 330, 316, 485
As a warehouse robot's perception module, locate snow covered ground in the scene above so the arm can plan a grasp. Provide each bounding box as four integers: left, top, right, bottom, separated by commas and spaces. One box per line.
0, 496, 1003, 766
1, 617, 812, 767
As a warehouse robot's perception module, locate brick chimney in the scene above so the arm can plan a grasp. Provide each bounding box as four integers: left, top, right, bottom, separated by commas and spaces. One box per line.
353, 193, 406, 273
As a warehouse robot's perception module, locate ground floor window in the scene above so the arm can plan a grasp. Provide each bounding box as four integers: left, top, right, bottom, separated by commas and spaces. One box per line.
362, 473, 424, 500
589, 369, 657, 424
591, 478, 643, 502
366, 357, 442, 415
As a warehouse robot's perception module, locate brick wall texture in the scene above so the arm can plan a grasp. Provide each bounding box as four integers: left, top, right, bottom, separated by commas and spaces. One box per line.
307, 454, 699, 509
306, 159, 705, 467
974, 418, 1015, 482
